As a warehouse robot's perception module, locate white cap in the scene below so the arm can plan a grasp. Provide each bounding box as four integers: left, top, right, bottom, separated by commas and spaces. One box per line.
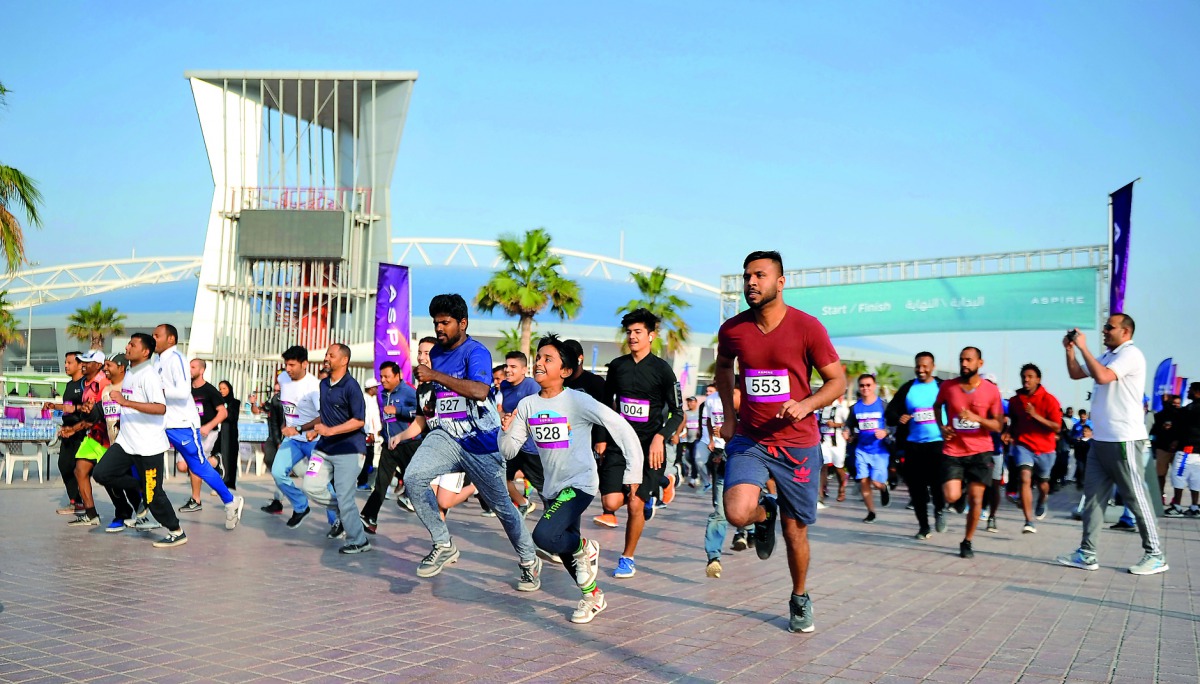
78, 350, 106, 364
364, 377, 380, 389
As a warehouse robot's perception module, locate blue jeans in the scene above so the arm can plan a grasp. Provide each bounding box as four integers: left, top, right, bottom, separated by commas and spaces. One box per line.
405, 430, 536, 565
301, 450, 368, 546
167, 427, 233, 505
272, 438, 336, 524
704, 458, 728, 560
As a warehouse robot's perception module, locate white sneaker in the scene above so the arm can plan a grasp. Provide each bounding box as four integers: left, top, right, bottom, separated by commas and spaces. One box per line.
225, 495, 245, 530
572, 539, 600, 588
570, 589, 607, 624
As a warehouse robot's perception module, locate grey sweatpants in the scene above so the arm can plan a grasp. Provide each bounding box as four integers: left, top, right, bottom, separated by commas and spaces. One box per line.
301, 450, 368, 546
1080, 440, 1162, 557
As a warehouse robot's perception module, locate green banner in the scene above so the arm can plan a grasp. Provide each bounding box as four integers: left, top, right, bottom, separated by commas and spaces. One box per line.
776, 268, 1098, 337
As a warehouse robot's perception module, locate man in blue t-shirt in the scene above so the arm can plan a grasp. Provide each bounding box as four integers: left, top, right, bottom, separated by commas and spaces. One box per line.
885, 351, 946, 539
846, 374, 891, 523
497, 350, 544, 518
404, 294, 541, 591
300, 343, 370, 554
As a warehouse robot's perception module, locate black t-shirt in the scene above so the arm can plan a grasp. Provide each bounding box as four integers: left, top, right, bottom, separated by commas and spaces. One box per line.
1171, 402, 1200, 450
566, 369, 611, 447
60, 377, 86, 433
191, 382, 224, 426
604, 353, 683, 442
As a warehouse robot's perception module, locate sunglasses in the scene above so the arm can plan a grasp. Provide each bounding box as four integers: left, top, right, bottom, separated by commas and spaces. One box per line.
1102, 324, 1116, 331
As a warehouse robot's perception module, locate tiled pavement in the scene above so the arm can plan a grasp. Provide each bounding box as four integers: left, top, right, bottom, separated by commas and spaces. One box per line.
1, 472, 1197, 684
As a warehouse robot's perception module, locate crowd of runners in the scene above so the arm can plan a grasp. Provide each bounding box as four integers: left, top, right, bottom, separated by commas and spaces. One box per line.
45, 249, 1188, 632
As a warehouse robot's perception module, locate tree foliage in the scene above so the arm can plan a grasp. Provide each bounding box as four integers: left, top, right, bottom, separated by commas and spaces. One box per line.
617, 267, 691, 357
66, 301, 126, 350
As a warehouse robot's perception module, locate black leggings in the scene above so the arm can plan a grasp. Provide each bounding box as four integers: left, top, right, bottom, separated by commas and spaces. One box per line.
59, 436, 83, 504
361, 439, 420, 521
95, 444, 180, 531
903, 441, 946, 529
532, 487, 594, 587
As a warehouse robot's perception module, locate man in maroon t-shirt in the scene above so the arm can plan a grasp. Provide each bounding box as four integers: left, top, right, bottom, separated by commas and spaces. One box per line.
1001, 363, 1062, 533
716, 250, 845, 634
933, 347, 1004, 559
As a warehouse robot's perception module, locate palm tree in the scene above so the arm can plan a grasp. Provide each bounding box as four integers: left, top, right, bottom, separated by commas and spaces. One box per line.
0, 291, 25, 363
496, 326, 535, 357
873, 363, 902, 396
617, 267, 691, 357
66, 301, 126, 350
0, 81, 43, 271
476, 228, 582, 358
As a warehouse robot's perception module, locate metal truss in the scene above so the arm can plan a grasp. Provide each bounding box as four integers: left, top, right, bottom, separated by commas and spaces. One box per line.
0, 258, 204, 308
392, 237, 721, 296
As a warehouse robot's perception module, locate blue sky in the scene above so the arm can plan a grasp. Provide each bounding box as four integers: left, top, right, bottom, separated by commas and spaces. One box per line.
2, 2, 1197, 403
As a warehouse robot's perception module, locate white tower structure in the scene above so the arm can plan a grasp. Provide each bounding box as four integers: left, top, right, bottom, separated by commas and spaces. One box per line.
185, 71, 416, 394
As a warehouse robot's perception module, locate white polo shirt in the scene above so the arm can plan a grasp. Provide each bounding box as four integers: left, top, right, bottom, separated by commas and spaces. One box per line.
116, 361, 171, 456
1088, 340, 1149, 443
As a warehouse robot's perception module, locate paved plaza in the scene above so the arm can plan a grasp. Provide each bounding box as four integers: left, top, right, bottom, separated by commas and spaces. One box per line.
1, 470, 1197, 683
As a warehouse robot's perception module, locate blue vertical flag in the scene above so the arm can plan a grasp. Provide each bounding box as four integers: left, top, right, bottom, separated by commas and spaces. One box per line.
1109, 182, 1134, 313
1152, 358, 1173, 411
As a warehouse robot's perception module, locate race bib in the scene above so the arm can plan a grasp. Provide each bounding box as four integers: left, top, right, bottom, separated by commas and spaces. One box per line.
952, 417, 981, 431
820, 425, 835, 435
102, 400, 120, 417
530, 415, 570, 449
305, 455, 323, 476
711, 411, 725, 428
195, 401, 205, 417
859, 418, 880, 431
745, 369, 790, 403
619, 397, 650, 423
282, 401, 298, 418
435, 391, 469, 420
121, 389, 133, 398
912, 408, 936, 424
686, 418, 699, 430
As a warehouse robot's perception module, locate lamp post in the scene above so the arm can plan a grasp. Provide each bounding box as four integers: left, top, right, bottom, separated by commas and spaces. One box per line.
21, 261, 39, 373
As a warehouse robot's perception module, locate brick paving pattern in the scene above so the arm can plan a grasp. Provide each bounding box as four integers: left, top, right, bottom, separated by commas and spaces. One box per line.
1, 473, 1196, 683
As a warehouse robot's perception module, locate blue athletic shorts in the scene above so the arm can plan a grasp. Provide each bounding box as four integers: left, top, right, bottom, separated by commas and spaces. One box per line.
855, 450, 889, 485
1011, 444, 1054, 480
723, 435, 820, 525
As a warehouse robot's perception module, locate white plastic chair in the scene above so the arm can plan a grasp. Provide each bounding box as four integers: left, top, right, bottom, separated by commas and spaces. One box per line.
4, 443, 44, 483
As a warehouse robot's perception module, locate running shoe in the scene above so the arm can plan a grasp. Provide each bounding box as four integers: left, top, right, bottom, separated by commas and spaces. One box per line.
1022, 522, 1036, 534
1185, 507, 1200, 518
57, 505, 82, 516
571, 589, 607, 624
1110, 520, 1137, 532
905, 502, 915, 510
1128, 554, 1168, 576
356, 483, 373, 492
178, 498, 202, 513
816, 501, 828, 510
126, 515, 160, 531
396, 494, 415, 513
593, 512, 619, 528
572, 539, 600, 588
1035, 504, 1047, 520
153, 530, 188, 548
935, 512, 947, 534
731, 532, 748, 551
643, 496, 657, 521
339, 541, 373, 554
517, 557, 542, 592
326, 521, 344, 539
416, 543, 460, 577
662, 474, 676, 505
986, 517, 998, 533
286, 508, 310, 528
755, 496, 778, 560
536, 547, 563, 564
480, 508, 497, 518
1163, 504, 1184, 517
702, 483, 713, 493
959, 540, 974, 559
612, 556, 636, 579
224, 495, 244, 530
914, 528, 931, 540
261, 499, 284, 514
788, 593, 815, 634
1056, 549, 1099, 571
67, 514, 100, 527
880, 487, 890, 507
105, 519, 126, 533
705, 558, 722, 578
518, 499, 537, 520
361, 516, 377, 535
863, 512, 876, 524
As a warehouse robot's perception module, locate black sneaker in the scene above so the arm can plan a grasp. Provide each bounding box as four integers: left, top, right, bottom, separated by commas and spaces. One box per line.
935, 512, 947, 533
952, 497, 966, 514
731, 532, 748, 552
863, 512, 877, 524
327, 521, 345, 539
1109, 520, 1137, 532
788, 593, 815, 633
285, 508, 310, 528
178, 498, 203, 513
339, 541, 372, 554
915, 528, 931, 540
880, 488, 890, 507
960, 540, 974, 559
153, 530, 188, 548
755, 496, 778, 560
261, 499, 284, 514
361, 516, 377, 535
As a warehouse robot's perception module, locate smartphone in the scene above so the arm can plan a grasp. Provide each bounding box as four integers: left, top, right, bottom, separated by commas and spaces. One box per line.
1067, 329, 1078, 342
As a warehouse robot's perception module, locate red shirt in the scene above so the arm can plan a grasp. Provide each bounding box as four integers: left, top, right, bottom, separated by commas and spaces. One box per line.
935, 379, 1003, 457
81, 373, 112, 447
717, 307, 840, 448
1008, 385, 1062, 455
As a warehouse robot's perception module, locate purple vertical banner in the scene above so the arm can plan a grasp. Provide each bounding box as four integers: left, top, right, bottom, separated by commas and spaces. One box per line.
1152, 358, 1173, 411
375, 264, 413, 387
1109, 182, 1134, 313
